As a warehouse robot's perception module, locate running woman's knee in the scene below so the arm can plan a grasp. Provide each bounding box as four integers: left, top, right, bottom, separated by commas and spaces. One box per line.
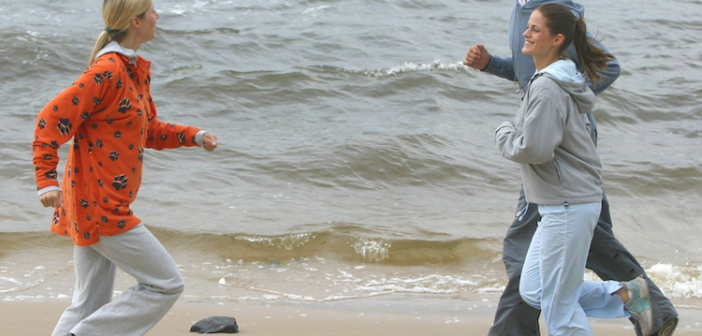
150, 272, 185, 295
165, 273, 185, 295
518, 283, 542, 310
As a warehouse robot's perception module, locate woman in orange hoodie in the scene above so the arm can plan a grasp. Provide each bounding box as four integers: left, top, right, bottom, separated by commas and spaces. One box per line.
32, 1, 217, 335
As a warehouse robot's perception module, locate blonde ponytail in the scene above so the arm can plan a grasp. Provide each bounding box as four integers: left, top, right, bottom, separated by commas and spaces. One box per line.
86, 0, 151, 68
87, 31, 112, 68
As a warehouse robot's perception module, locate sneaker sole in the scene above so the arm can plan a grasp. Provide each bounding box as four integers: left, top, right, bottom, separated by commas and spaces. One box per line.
658, 317, 679, 336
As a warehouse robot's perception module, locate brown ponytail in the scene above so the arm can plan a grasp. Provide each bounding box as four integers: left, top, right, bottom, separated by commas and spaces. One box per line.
537, 4, 615, 83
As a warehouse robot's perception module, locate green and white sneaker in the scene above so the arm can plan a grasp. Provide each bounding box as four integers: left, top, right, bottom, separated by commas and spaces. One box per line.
623, 275, 654, 336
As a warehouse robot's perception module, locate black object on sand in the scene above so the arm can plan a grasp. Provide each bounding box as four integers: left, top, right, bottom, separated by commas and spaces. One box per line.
190, 316, 239, 334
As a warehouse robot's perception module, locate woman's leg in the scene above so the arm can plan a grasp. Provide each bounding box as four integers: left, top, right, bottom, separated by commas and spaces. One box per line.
70, 224, 184, 336
518, 215, 543, 311
52, 245, 117, 336
578, 280, 629, 319
537, 202, 601, 336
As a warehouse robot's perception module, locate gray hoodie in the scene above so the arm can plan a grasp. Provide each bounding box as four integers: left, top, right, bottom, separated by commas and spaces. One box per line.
495, 60, 602, 205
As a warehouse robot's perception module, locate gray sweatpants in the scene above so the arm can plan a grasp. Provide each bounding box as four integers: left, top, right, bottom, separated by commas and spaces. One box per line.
52, 224, 184, 336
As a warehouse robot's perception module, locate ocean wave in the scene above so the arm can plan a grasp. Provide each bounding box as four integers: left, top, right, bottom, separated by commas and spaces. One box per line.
150, 227, 502, 265
3, 232, 702, 305
0, 277, 21, 294
647, 263, 702, 299
240, 136, 477, 189
297, 61, 471, 78
355, 60, 470, 78
159, 27, 240, 35
215, 260, 702, 303
0, 228, 500, 265
217, 265, 492, 303
606, 164, 702, 196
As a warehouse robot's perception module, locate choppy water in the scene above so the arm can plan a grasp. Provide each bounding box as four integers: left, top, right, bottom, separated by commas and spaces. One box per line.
1, 0, 702, 307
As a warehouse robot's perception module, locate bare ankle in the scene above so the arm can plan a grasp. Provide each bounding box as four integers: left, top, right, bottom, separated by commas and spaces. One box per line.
616, 286, 630, 304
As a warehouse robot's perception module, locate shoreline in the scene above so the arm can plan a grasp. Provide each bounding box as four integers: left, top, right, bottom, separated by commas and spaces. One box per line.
2, 236, 702, 335
3, 294, 702, 335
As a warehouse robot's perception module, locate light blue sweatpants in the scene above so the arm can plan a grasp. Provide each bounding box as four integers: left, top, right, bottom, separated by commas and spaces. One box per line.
520, 202, 630, 336
52, 224, 184, 336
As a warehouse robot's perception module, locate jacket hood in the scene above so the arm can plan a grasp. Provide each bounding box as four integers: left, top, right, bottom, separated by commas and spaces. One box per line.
95, 41, 138, 65
535, 60, 595, 114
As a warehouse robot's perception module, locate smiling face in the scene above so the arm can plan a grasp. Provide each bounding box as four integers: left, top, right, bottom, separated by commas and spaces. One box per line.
135, 2, 159, 43
522, 9, 562, 59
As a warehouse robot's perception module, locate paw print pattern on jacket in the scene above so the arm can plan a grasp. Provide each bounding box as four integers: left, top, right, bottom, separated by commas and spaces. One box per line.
118, 98, 131, 113
45, 169, 57, 180
58, 119, 72, 136
112, 174, 128, 191
32, 52, 202, 246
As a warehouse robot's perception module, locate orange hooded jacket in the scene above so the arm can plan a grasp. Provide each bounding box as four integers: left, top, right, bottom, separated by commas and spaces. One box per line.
32, 47, 202, 246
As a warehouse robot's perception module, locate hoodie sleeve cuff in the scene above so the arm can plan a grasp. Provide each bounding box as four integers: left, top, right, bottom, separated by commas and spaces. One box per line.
38, 186, 62, 197
194, 130, 208, 147
483, 55, 501, 74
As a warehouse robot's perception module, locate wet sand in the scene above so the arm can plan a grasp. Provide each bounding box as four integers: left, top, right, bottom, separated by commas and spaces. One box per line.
3, 294, 702, 335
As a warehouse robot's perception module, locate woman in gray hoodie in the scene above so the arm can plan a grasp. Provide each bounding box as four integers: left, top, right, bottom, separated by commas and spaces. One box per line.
495, 4, 655, 336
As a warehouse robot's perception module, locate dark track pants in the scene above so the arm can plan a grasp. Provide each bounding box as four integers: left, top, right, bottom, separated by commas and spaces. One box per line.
486, 191, 678, 336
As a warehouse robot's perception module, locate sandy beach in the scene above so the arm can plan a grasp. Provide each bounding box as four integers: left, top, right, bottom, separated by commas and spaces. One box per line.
3, 0, 702, 335
3, 293, 702, 336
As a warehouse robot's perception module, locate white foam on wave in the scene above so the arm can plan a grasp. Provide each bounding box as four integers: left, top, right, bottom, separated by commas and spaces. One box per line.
235, 233, 314, 250
351, 238, 390, 262
362, 59, 469, 77
647, 263, 702, 299
0, 277, 21, 294
301, 6, 329, 15
585, 263, 702, 300
356, 274, 478, 295
169, 8, 187, 15
238, 287, 317, 302
216, 260, 702, 305
217, 257, 488, 303
165, 1, 213, 16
